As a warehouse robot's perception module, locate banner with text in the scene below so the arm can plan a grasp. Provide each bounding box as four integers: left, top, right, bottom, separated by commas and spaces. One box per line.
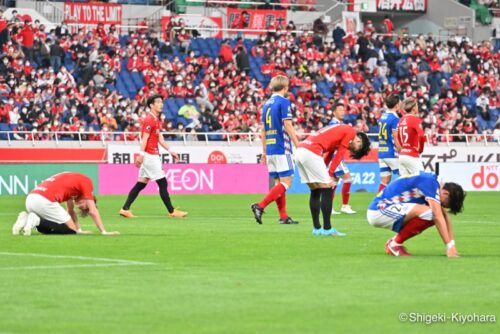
107, 144, 262, 164
226, 8, 287, 35
161, 16, 223, 39
376, 0, 427, 12
64, 3, 122, 25
107, 145, 382, 165
98, 164, 268, 195
438, 163, 500, 191
0, 164, 98, 196
422, 146, 500, 173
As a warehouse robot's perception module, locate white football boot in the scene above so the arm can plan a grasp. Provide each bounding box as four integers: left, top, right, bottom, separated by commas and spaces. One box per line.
12, 211, 28, 235
23, 212, 41, 236
340, 205, 356, 214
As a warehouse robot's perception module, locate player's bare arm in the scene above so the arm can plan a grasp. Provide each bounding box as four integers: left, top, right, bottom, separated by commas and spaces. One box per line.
260, 123, 266, 164
428, 199, 457, 257
136, 131, 150, 167
393, 129, 402, 152
66, 199, 79, 227
159, 135, 179, 162
283, 119, 300, 148
87, 200, 120, 235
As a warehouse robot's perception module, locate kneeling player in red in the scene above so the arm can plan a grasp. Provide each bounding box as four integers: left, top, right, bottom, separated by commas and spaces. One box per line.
12, 172, 119, 236
367, 171, 465, 257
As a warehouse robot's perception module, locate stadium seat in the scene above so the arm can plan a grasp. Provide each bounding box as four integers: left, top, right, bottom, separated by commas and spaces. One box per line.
0, 123, 10, 140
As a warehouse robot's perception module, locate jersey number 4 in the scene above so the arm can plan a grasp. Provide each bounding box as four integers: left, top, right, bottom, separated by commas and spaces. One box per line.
399, 126, 409, 144
379, 122, 388, 141
265, 107, 272, 128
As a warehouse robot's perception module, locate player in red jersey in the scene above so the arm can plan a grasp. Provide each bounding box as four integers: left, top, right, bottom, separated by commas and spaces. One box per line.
295, 124, 371, 236
119, 95, 187, 218
12, 172, 119, 236
396, 97, 426, 176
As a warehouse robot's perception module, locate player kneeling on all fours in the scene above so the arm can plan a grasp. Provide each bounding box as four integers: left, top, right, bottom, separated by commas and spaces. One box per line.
367, 171, 465, 257
295, 124, 371, 236
12, 172, 119, 236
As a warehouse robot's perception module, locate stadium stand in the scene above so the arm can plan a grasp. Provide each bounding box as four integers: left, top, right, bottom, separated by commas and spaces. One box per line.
0, 6, 498, 143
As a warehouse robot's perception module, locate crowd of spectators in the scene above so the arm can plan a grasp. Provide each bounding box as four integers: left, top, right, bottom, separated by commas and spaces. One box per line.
0, 8, 498, 143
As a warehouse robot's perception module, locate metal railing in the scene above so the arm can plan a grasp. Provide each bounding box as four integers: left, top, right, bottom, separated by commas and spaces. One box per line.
1, 131, 499, 147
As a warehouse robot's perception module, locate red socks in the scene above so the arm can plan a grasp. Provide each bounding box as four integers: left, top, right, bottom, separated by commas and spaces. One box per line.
378, 183, 386, 193
276, 192, 288, 219
258, 183, 286, 210
342, 182, 351, 205
394, 217, 434, 244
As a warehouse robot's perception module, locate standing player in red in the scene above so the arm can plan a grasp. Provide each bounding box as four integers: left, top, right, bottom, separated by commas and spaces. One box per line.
119, 95, 188, 218
295, 124, 371, 236
12, 172, 119, 236
396, 97, 425, 176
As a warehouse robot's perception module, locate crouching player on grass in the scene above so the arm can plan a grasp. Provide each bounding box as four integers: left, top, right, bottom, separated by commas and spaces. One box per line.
367, 171, 465, 257
12, 172, 119, 236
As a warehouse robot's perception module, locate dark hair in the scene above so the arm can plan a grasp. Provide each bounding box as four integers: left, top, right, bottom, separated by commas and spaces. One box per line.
332, 102, 345, 111
385, 94, 400, 109
147, 94, 163, 108
351, 132, 371, 160
443, 182, 466, 214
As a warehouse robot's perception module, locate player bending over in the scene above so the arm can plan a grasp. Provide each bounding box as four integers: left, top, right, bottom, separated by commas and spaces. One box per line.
251, 75, 300, 225
367, 171, 465, 257
12, 172, 119, 236
295, 124, 371, 236
327, 102, 356, 215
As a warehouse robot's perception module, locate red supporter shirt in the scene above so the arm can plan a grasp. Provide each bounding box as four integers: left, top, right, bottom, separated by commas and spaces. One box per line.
142, 112, 161, 155
30, 172, 94, 203
397, 114, 425, 158
298, 124, 356, 176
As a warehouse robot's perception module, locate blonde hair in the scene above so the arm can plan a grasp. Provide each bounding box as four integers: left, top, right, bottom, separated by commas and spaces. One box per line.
269, 75, 289, 92
402, 97, 417, 113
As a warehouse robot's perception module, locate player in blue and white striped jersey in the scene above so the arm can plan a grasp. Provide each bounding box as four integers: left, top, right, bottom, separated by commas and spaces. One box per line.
251, 75, 300, 225
378, 94, 402, 192
327, 103, 356, 215
367, 171, 465, 257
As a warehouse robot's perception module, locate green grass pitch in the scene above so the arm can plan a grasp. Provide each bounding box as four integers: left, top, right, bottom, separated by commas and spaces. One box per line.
0, 193, 499, 333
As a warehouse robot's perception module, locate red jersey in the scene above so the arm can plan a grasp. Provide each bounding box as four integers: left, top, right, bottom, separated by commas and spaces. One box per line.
30, 172, 94, 203
298, 124, 356, 176
141, 112, 161, 155
397, 114, 425, 157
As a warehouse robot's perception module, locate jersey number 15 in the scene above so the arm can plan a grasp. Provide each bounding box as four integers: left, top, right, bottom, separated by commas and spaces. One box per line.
399, 126, 409, 144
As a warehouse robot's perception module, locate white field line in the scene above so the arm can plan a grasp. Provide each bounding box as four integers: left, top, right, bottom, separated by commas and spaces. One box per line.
0, 252, 155, 271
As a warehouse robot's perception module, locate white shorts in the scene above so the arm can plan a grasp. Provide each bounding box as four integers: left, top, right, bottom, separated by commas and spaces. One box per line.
139, 152, 165, 181
25, 193, 70, 224
379, 158, 399, 177
267, 154, 294, 178
398, 155, 424, 176
295, 147, 331, 184
367, 203, 416, 232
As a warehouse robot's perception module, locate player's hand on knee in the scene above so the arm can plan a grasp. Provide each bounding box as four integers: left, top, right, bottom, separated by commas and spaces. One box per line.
446, 245, 459, 258
261, 153, 267, 165
102, 231, 120, 236
135, 155, 144, 167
